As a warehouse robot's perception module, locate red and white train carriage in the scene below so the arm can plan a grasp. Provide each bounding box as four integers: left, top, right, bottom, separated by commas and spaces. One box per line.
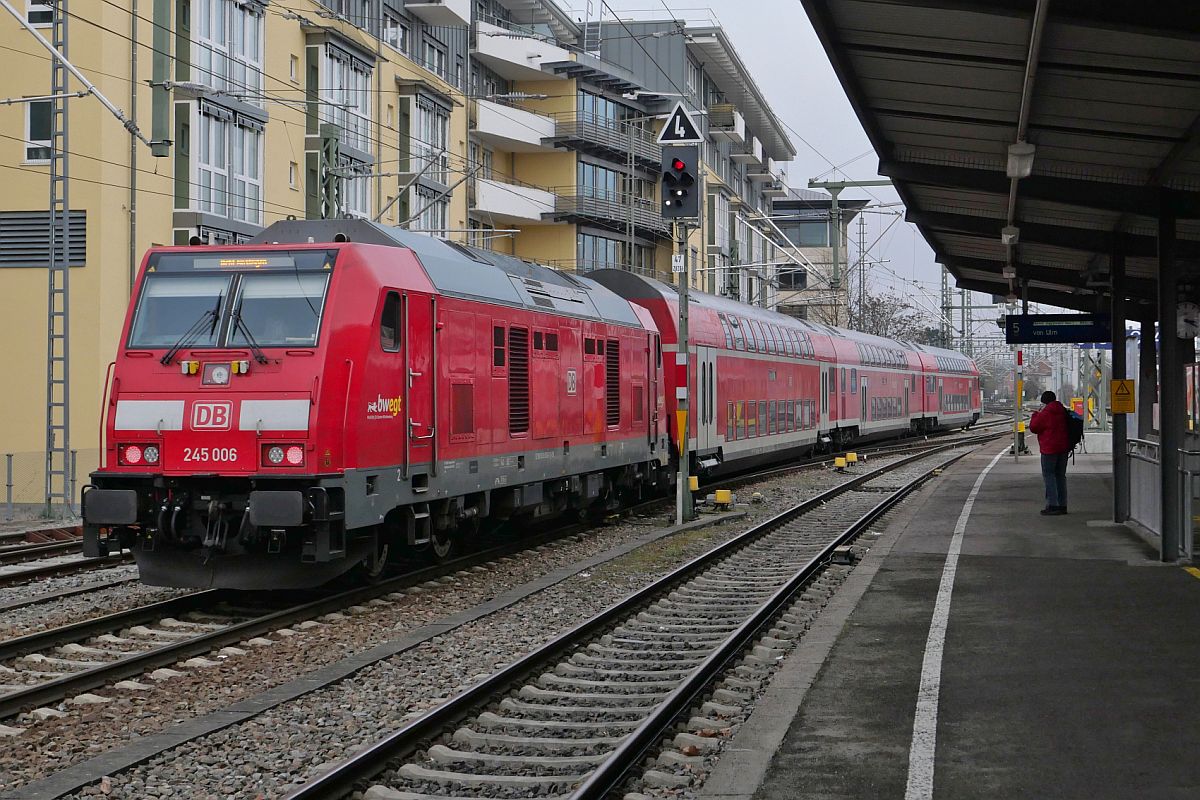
591, 271, 981, 475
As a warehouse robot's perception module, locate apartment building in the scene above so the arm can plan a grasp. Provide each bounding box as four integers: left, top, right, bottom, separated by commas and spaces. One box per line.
772, 189, 868, 324
0, 1, 794, 508
592, 15, 796, 304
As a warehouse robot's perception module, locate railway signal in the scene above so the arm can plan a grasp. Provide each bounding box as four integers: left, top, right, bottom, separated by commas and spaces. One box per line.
661, 146, 699, 219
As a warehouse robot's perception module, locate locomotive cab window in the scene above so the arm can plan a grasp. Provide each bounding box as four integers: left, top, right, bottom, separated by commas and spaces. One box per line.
128, 274, 232, 347
380, 292, 400, 352
229, 273, 328, 348
130, 249, 337, 351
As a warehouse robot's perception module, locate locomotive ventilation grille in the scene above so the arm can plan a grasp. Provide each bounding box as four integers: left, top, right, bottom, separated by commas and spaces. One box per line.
509, 326, 530, 435
606, 338, 620, 427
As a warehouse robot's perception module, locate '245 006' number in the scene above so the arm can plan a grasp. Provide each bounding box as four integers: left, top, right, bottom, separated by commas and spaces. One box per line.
183, 447, 238, 463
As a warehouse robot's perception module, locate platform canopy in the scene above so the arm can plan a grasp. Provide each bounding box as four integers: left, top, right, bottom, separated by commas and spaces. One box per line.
800, 0, 1200, 316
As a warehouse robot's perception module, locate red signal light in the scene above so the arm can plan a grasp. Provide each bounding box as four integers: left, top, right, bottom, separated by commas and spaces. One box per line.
671, 158, 685, 171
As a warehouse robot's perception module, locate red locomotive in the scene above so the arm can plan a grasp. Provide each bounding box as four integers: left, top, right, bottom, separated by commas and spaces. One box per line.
82, 220, 979, 589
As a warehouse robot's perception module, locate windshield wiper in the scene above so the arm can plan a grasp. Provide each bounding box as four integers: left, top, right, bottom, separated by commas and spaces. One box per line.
160, 293, 223, 366
232, 306, 270, 364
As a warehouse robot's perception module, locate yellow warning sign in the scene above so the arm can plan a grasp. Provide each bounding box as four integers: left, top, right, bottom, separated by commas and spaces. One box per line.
675, 409, 688, 454
1111, 379, 1135, 414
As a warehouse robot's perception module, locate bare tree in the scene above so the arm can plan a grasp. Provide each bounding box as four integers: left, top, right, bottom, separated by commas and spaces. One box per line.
849, 290, 937, 343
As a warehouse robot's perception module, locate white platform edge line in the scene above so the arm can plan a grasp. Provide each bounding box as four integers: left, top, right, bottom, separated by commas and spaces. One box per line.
903, 447, 1008, 800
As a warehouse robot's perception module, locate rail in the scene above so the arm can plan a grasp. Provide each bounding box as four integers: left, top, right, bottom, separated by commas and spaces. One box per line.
281, 436, 997, 800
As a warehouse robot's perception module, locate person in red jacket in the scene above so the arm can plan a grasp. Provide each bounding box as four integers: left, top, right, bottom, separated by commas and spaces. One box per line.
1029, 390, 1070, 515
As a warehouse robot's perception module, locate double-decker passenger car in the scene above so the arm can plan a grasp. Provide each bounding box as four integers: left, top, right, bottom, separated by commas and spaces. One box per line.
591, 271, 981, 475
83, 221, 668, 589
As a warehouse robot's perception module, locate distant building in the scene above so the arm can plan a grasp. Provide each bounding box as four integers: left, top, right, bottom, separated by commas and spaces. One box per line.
771, 189, 869, 324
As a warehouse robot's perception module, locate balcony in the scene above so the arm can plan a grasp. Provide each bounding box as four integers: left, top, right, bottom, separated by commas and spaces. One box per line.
731, 136, 763, 166
553, 189, 670, 238
548, 113, 661, 168
707, 103, 745, 145
472, 177, 556, 225
472, 99, 556, 153
473, 20, 570, 82
405, 0, 470, 27
748, 157, 781, 182
763, 179, 788, 198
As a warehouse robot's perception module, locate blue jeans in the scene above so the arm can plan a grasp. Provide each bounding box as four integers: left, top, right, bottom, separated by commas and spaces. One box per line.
1041, 452, 1069, 509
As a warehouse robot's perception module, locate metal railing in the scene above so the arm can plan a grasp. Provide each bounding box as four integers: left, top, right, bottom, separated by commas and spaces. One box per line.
1180, 447, 1200, 559
1127, 438, 1162, 541
1126, 437, 1195, 558
3, 448, 85, 521
553, 189, 670, 235
550, 112, 661, 165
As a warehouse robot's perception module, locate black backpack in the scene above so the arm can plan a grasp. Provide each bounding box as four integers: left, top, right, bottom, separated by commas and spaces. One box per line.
1064, 407, 1084, 450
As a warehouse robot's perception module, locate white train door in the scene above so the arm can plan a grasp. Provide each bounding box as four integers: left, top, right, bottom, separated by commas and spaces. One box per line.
695, 346, 718, 451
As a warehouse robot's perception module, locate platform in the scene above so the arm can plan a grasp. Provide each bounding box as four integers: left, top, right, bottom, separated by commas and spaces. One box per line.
702, 443, 1200, 800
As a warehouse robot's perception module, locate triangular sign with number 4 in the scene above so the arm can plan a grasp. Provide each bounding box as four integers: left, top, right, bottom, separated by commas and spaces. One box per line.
657, 102, 703, 144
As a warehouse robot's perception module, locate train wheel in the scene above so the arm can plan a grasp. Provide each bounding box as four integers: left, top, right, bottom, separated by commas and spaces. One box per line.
431, 528, 458, 561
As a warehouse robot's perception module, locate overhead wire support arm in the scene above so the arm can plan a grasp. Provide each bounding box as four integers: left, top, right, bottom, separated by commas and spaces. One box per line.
0, 0, 165, 153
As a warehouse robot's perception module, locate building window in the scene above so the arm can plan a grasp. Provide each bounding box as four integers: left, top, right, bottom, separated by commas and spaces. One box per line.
229, 122, 262, 223
322, 46, 372, 153
414, 186, 448, 235
288, 161, 298, 189
423, 35, 448, 79
467, 221, 495, 249
27, 1, 52, 25
577, 91, 639, 131
24, 100, 50, 162
339, 157, 370, 219
289, 54, 299, 82
196, 109, 230, 217
576, 232, 652, 275
414, 97, 449, 184
193, 0, 264, 99
686, 59, 701, 98
196, 103, 263, 224
779, 217, 831, 247
383, 13, 409, 53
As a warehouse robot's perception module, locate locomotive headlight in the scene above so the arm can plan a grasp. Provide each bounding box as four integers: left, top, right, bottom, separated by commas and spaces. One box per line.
122, 445, 143, 465
239, 360, 250, 374
142, 445, 160, 465
285, 446, 304, 466
266, 446, 285, 465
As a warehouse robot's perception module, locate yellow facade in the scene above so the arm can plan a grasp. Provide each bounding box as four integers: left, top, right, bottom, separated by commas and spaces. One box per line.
0, 2, 793, 510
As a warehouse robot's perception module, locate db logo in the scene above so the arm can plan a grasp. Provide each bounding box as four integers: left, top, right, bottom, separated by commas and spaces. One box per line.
192, 401, 233, 430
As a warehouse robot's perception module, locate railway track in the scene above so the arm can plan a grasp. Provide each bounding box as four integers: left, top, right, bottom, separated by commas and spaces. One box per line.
0, 512, 686, 723
0, 552, 134, 589
0, 428, 1002, 726
0, 539, 83, 567
282, 434, 1000, 800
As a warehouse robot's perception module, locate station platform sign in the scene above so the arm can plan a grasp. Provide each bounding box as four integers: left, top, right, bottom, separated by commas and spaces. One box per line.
1005, 313, 1112, 344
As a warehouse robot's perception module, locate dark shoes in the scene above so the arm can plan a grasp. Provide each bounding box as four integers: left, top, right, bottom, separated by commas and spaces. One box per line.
1040, 506, 1067, 516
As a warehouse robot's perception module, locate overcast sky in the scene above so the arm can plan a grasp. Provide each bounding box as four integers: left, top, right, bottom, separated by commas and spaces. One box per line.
589, 1, 1004, 336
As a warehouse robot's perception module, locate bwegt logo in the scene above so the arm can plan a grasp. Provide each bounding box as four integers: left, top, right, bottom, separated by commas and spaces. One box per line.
366, 394, 403, 417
